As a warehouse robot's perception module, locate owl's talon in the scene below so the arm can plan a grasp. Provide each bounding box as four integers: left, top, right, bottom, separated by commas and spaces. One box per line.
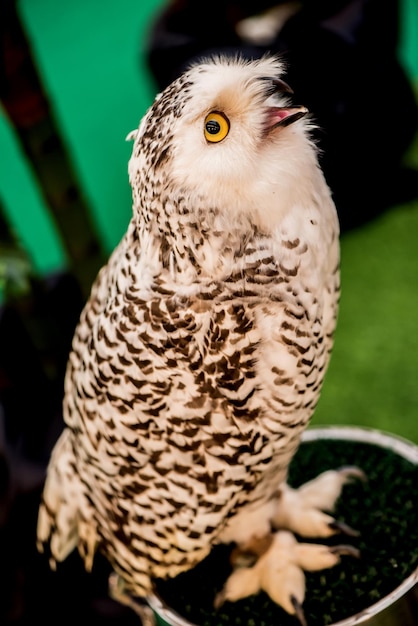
217, 530, 359, 620
329, 544, 361, 558
213, 590, 225, 609
219, 464, 365, 618
337, 466, 368, 483
328, 519, 360, 537
272, 466, 364, 539
291, 595, 308, 626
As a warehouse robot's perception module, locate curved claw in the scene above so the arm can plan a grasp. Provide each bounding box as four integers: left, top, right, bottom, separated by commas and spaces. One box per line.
337, 466, 368, 483
291, 594, 308, 626
213, 590, 226, 610
328, 519, 361, 537
329, 544, 361, 559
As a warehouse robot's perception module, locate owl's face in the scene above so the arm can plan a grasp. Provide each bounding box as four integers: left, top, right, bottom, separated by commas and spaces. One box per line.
128, 55, 313, 221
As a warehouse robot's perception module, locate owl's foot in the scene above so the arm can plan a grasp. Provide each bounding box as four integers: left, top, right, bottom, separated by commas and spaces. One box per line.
214, 466, 365, 623
272, 466, 366, 538
215, 530, 359, 625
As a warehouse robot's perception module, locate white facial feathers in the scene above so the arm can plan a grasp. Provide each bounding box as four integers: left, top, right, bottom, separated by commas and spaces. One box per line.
127, 55, 328, 233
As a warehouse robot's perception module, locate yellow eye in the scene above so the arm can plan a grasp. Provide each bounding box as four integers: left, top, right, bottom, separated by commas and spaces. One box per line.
204, 111, 230, 143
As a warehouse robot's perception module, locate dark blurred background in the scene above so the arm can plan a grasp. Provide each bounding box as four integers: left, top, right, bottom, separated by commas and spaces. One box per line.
0, 0, 417, 623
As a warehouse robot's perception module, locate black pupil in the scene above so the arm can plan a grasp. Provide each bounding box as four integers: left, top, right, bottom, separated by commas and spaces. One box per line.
206, 119, 220, 134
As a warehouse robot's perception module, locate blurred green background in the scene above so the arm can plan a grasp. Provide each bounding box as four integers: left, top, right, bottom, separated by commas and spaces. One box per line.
1, 0, 418, 444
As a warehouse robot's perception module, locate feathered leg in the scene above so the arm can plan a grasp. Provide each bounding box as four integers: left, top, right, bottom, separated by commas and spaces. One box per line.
37, 429, 97, 572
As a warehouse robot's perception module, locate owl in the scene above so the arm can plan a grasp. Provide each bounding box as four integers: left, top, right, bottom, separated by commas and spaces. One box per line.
37, 55, 361, 624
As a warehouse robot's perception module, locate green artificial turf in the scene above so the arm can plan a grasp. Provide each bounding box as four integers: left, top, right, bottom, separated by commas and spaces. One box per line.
311, 196, 418, 444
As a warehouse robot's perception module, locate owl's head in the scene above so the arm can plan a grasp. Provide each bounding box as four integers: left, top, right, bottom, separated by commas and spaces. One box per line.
128, 55, 323, 225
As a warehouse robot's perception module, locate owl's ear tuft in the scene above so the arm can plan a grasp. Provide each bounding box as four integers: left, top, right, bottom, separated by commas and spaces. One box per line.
126, 130, 138, 142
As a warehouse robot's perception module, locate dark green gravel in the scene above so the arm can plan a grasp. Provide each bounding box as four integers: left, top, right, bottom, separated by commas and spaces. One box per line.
154, 438, 418, 625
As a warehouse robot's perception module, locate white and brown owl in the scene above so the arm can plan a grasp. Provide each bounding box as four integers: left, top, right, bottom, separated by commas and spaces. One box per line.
37, 55, 361, 625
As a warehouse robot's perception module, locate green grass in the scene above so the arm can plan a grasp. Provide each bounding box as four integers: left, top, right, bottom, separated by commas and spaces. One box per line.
312, 197, 418, 443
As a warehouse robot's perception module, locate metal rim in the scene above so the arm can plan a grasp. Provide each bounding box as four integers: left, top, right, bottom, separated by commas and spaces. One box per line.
148, 425, 418, 626
148, 592, 196, 625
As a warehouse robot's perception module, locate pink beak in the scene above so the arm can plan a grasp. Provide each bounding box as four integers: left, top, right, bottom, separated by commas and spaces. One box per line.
265, 105, 309, 132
